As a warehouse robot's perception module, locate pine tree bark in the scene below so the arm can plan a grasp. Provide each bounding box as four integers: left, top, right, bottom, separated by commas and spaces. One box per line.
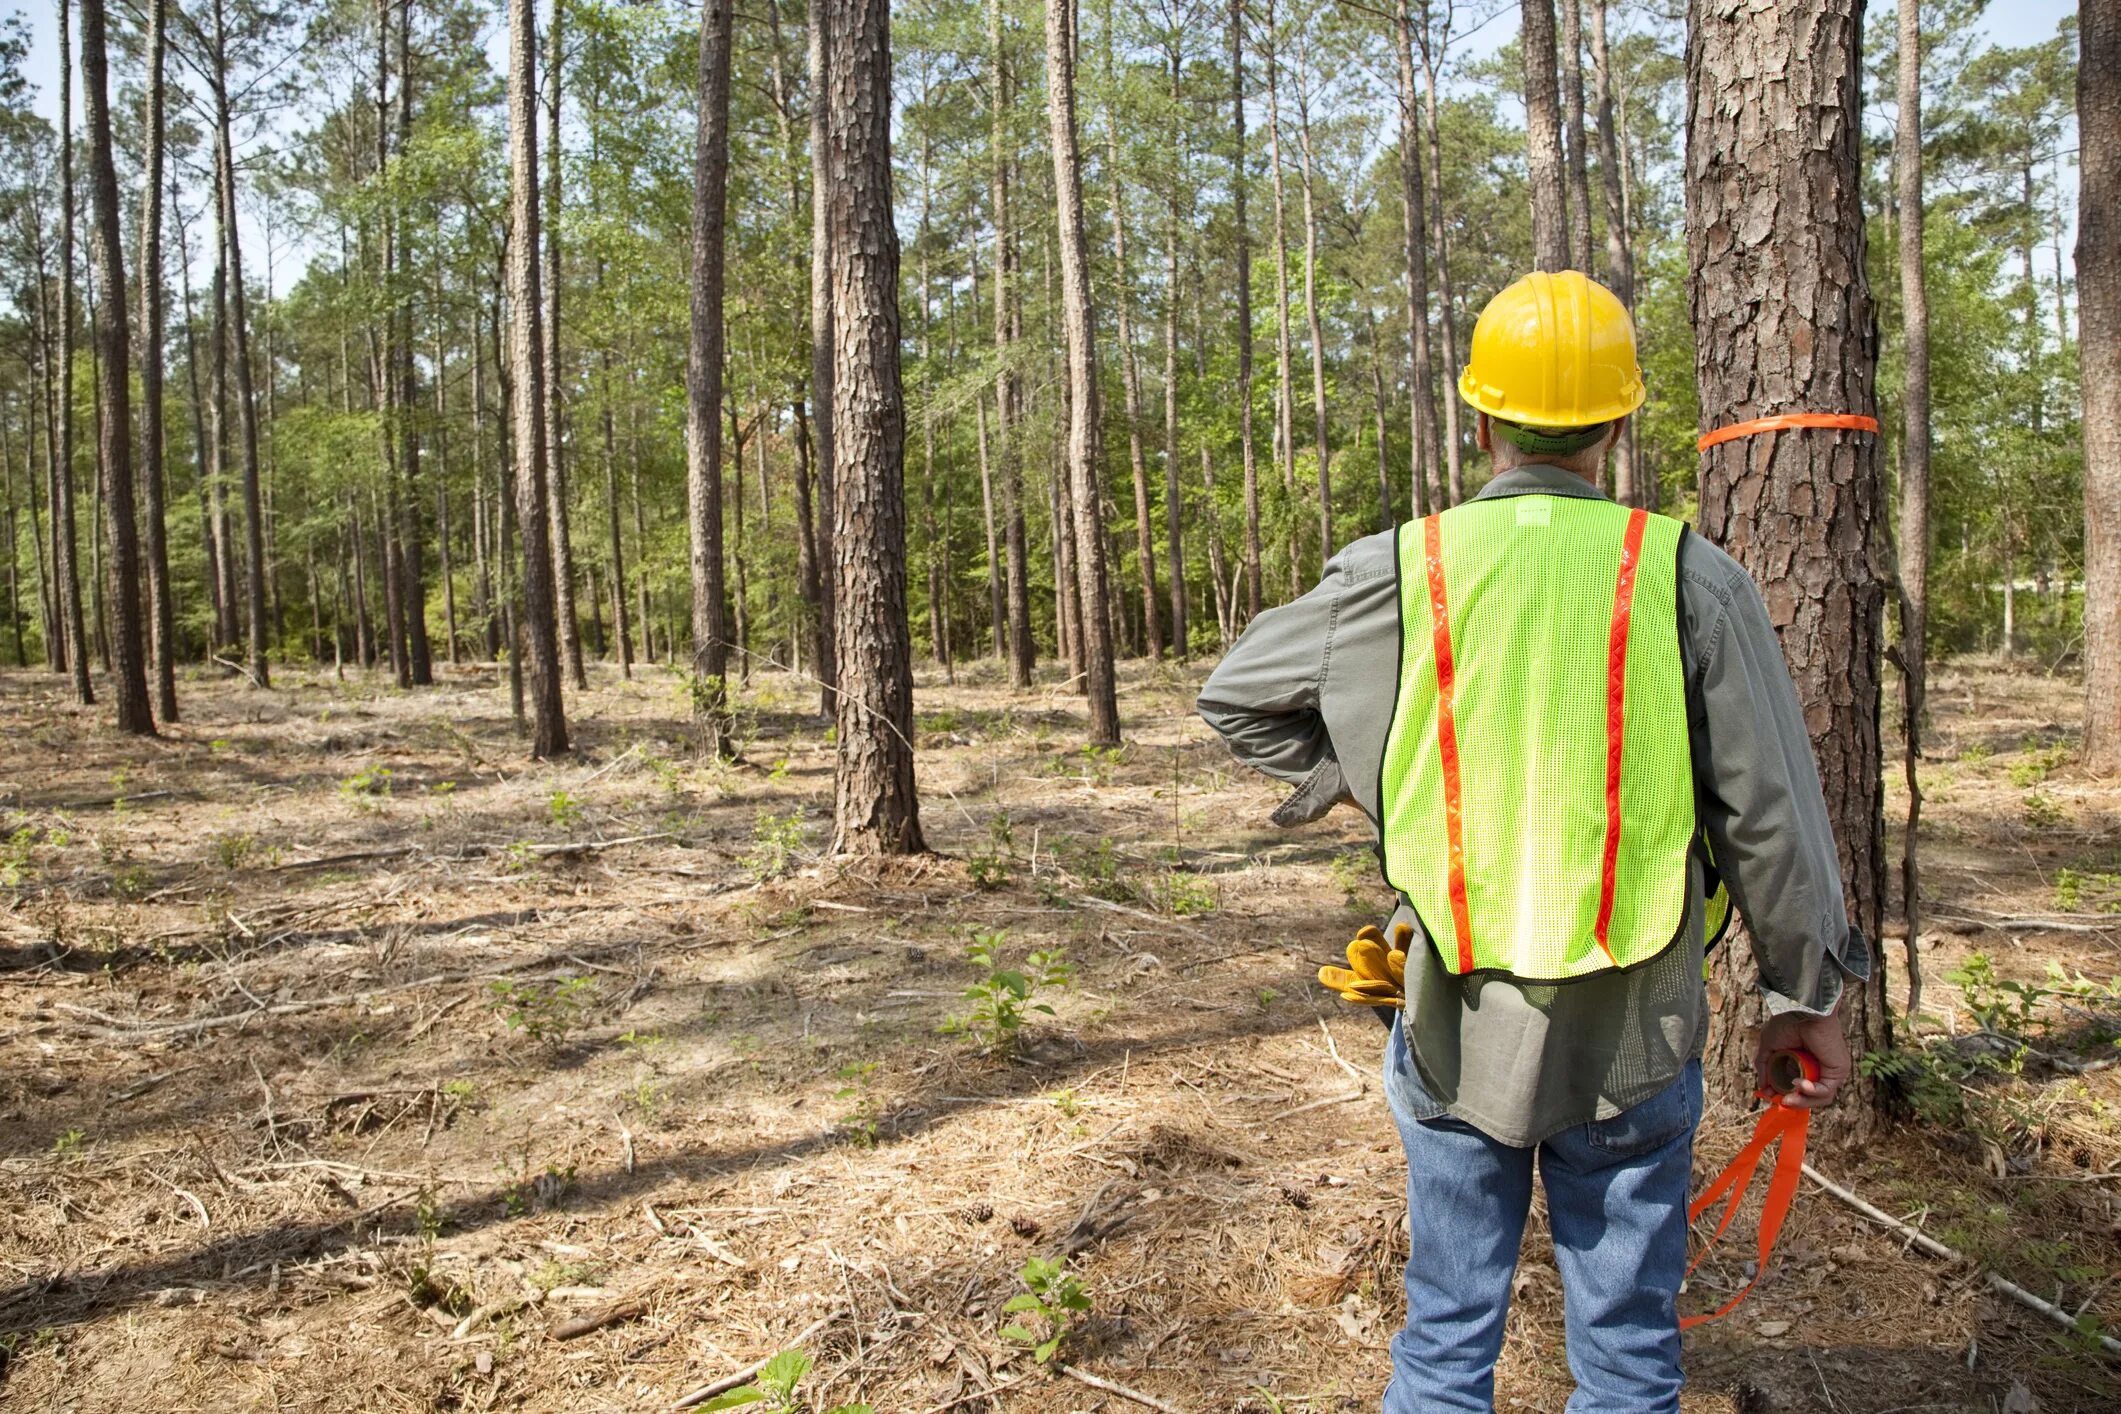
137, 0, 176, 720
1048, 0, 1119, 746
55, 0, 93, 704
1230, 0, 1262, 620
211, 0, 270, 688
1262, 5, 1300, 595
1521, 0, 1570, 273
79, 0, 152, 731
395, 0, 432, 686
1894, 0, 1930, 1019
2082, 0, 2121, 774
686, 0, 736, 755
1161, 31, 1188, 655
545, 0, 584, 690
825, 0, 925, 853
1687, 0, 1889, 1134
1413, 8, 1461, 505
1589, 0, 1639, 505
506, 0, 568, 757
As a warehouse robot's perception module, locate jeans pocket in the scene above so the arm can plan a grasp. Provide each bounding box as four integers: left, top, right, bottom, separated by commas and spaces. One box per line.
1583, 1060, 1702, 1159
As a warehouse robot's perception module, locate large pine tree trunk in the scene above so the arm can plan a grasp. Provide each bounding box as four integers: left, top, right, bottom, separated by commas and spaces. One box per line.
506, 0, 568, 758
2082, 0, 2121, 773
1047, 0, 1119, 747
686, 0, 736, 756
825, 0, 925, 854
1521, 0, 1570, 273
79, 0, 152, 732
1230, 0, 1262, 621
1894, 0, 1931, 1019
137, 0, 176, 721
212, 0, 270, 689
1687, 0, 1890, 1135
55, 0, 94, 704
989, 0, 1034, 688
1589, 0, 1640, 505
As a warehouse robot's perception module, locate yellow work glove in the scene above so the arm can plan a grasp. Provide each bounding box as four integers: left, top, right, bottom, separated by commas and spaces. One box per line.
1317, 922, 1411, 1008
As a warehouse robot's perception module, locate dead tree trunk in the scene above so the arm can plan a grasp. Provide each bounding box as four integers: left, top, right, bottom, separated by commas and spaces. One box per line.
686, 0, 736, 755
1521, 0, 1570, 273
506, 0, 568, 757
1687, 0, 1889, 1135
1047, 0, 1119, 746
825, 0, 925, 853
2082, 0, 2121, 773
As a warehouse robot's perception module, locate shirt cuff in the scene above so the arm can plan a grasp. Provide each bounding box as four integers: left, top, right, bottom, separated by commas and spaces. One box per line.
1269, 758, 1349, 826
1760, 924, 1873, 1018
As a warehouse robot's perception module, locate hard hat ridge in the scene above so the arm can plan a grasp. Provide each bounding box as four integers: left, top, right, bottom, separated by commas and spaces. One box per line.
1458, 270, 1645, 431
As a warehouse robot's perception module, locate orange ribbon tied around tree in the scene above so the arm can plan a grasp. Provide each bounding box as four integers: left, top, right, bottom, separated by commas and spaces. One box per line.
1679, 1049, 1821, 1329
1696, 414, 1881, 454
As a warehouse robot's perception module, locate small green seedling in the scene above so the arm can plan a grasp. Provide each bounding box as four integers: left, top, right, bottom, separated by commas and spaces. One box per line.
697, 1347, 871, 1412
547, 790, 585, 829
743, 810, 806, 881
488, 976, 595, 1043
940, 932, 1070, 1054
1002, 1255, 1092, 1365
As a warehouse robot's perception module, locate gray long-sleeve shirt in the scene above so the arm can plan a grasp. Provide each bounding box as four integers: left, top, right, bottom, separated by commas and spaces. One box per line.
1197, 463, 1870, 1145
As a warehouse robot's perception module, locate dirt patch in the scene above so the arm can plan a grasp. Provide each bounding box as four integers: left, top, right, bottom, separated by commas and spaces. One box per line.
0, 657, 2113, 1411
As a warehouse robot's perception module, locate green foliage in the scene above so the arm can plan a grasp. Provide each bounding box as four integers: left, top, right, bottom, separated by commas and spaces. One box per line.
696, 1347, 871, 1413
487, 976, 596, 1044
1001, 1256, 1093, 1366
337, 766, 394, 811
1329, 850, 1381, 911
833, 1060, 881, 1147
1, 822, 67, 887
1156, 870, 1217, 917
2054, 869, 2121, 914
743, 810, 807, 881
2006, 741, 2071, 786
49, 1128, 84, 1157
968, 812, 1015, 891
547, 790, 586, 829
211, 832, 259, 871
940, 931, 1070, 1054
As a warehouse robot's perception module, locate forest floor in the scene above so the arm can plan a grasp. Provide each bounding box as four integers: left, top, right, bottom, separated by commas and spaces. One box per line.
0, 653, 2116, 1413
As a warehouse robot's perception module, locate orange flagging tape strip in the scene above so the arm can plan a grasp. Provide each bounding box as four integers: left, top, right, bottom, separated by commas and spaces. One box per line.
1697, 413, 1881, 453
1680, 1049, 1822, 1329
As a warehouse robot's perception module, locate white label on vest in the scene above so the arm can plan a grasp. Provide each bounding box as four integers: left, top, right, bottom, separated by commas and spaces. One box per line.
1515, 498, 1552, 527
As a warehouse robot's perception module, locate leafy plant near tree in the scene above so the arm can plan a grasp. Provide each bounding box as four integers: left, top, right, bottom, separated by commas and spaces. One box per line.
940, 931, 1071, 1054
1001, 1255, 1093, 1365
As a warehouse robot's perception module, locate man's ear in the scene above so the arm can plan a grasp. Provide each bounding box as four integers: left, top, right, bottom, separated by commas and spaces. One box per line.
1601, 415, 1627, 461
1475, 413, 1492, 454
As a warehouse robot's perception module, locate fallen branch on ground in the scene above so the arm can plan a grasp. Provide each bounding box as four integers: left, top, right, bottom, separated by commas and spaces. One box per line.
1058, 1363, 1187, 1413
1802, 1162, 2121, 1357
668, 1308, 847, 1410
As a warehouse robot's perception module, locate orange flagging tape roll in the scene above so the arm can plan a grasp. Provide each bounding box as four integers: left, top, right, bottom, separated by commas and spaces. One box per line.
1679, 1048, 1821, 1329
1697, 413, 1881, 453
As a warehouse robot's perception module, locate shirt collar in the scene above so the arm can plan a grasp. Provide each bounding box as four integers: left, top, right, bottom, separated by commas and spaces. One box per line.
1470, 463, 1610, 503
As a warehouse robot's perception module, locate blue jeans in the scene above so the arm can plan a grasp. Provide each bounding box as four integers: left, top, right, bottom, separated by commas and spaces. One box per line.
1381, 1020, 1701, 1413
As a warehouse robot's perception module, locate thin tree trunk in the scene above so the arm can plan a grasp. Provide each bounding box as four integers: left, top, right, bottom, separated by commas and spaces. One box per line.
970, 243, 1005, 659
1293, 36, 1332, 564
506, 0, 567, 757
687, 0, 735, 753
811, 0, 841, 708
1414, 7, 1461, 506
137, 0, 176, 720
79, 0, 152, 730
991, 0, 1034, 686
918, 120, 951, 676
1560, 0, 1593, 272
395, 0, 431, 686
1161, 31, 1188, 654
1047, 0, 1118, 745
1522, 0, 1570, 273
825, 0, 925, 853
212, 0, 270, 688
1688, 0, 1888, 1134
1262, 4, 1299, 595
1231, 0, 1261, 620
1105, 6, 1161, 660
2079, 0, 2119, 773
56, 0, 93, 704
3, 406, 23, 665
544, 0, 584, 690
1393, 4, 1435, 519
1589, 0, 1639, 506
1894, 0, 1930, 1021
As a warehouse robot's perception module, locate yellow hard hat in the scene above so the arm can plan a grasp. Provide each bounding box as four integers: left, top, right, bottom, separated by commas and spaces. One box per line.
1457, 270, 1645, 429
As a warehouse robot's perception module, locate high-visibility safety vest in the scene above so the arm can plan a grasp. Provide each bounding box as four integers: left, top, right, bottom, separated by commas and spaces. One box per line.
1379, 494, 1697, 983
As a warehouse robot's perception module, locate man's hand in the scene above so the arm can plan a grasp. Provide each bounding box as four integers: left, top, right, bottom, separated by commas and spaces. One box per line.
1756, 1008, 1851, 1110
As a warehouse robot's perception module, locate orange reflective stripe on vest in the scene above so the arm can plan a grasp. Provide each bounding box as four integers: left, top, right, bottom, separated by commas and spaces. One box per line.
1594, 508, 1652, 965
1421, 514, 1475, 975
